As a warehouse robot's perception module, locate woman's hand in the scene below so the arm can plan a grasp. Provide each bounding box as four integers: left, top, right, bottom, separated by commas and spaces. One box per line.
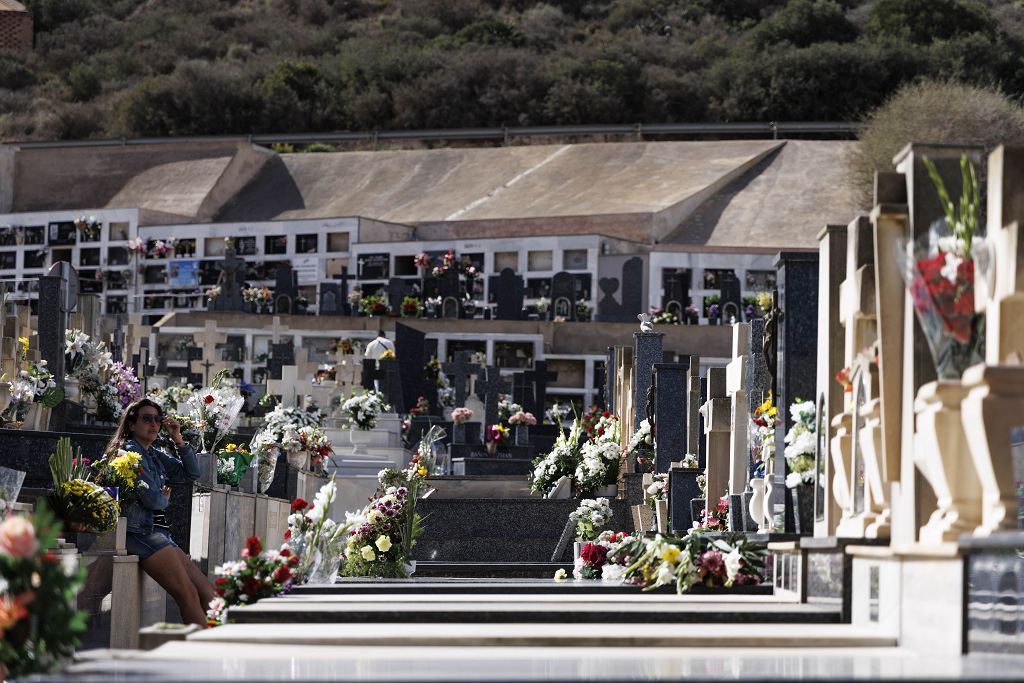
163, 416, 185, 446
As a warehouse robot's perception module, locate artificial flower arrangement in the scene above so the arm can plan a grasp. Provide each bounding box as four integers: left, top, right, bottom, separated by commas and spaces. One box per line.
508, 411, 537, 426
342, 389, 391, 430
47, 438, 118, 533
574, 416, 621, 494
206, 285, 222, 302
148, 238, 176, 258
359, 295, 389, 317
497, 397, 523, 423
249, 404, 325, 492
216, 443, 255, 487
242, 286, 273, 306
64, 329, 113, 394
451, 407, 473, 424
2, 360, 64, 427
400, 295, 423, 318
73, 215, 101, 240
900, 154, 984, 379
413, 252, 431, 269
529, 415, 584, 495
644, 473, 669, 511
748, 392, 779, 480
783, 399, 816, 489
95, 361, 142, 423
409, 395, 430, 416
485, 424, 510, 454
430, 249, 458, 277
649, 307, 680, 325
570, 497, 613, 542
91, 447, 148, 507
297, 425, 333, 471
341, 466, 425, 579
0, 505, 87, 678
186, 370, 245, 453
206, 535, 299, 626
627, 418, 656, 472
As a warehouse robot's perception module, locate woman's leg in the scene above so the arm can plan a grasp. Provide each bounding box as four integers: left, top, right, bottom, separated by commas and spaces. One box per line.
174, 548, 216, 607
141, 546, 206, 625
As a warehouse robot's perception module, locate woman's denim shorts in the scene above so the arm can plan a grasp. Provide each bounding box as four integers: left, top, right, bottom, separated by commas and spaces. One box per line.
126, 529, 177, 561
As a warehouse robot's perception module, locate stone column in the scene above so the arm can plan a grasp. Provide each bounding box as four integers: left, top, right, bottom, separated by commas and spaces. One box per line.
700, 368, 731, 524
726, 323, 750, 531
686, 355, 701, 458
632, 331, 663, 433
653, 363, 687, 473
772, 251, 819, 532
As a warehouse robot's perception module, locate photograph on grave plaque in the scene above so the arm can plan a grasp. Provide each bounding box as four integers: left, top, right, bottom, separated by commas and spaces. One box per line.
168, 260, 199, 288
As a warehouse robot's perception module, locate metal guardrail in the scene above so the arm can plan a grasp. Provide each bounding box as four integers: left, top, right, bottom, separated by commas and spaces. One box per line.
8, 121, 864, 150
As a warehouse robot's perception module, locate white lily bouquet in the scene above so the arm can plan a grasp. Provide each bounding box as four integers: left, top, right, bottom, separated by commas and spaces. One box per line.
529, 415, 584, 495
250, 404, 324, 492
342, 389, 391, 430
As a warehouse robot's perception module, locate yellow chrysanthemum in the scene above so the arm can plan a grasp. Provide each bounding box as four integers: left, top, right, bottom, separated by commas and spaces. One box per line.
111, 451, 142, 483
417, 467, 428, 478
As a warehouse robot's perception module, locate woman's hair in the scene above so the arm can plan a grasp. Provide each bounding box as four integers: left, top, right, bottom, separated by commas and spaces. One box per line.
103, 398, 163, 459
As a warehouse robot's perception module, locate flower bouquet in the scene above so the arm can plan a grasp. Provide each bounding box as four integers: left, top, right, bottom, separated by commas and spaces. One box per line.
186, 371, 244, 453
91, 448, 148, 508
508, 411, 537, 427
2, 360, 64, 427
216, 443, 255, 487
249, 405, 323, 492
608, 532, 765, 593
644, 473, 669, 511
0, 505, 88, 678
359, 295, 389, 317
570, 497, 613, 542
451, 407, 473, 424
342, 468, 424, 579
400, 295, 422, 318
627, 418, 656, 472
497, 397, 523, 423
47, 438, 118, 533
64, 329, 113, 387
574, 437, 621, 494
284, 479, 349, 583
693, 494, 729, 532
749, 393, 778, 479
409, 395, 430, 416
783, 399, 816, 489
899, 154, 984, 379
73, 215, 101, 241
572, 531, 634, 581
529, 416, 584, 495
342, 389, 390, 430
297, 425, 333, 471
206, 536, 299, 626
485, 424, 509, 455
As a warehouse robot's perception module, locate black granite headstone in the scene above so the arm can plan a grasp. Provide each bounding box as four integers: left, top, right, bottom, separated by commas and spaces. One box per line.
653, 363, 687, 473
208, 248, 247, 312
395, 322, 426, 414
267, 342, 295, 381
475, 366, 511, 431
274, 265, 299, 314
549, 272, 576, 321
719, 271, 742, 324
386, 278, 407, 316
596, 277, 622, 322
525, 360, 558, 417
318, 282, 342, 315
492, 268, 525, 320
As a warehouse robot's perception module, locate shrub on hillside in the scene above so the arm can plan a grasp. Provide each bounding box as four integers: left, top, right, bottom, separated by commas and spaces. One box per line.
852, 79, 1024, 206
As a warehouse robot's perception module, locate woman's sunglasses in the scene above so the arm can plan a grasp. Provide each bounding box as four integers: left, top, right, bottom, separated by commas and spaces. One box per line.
137, 414, 163, 425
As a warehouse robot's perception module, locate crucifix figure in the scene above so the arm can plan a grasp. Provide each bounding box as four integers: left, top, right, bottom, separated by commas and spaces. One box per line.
442, 350, 482, 408
475, 366, 511, 432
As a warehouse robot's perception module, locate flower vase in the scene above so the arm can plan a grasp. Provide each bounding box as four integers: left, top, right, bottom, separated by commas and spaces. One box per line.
64, 377, 81, 403
287, 450, 308, 470
749, 478, 767, 531
485, 441, 497, 457
452, 422, 467, 445
403, 560, 417, 577
573, 541, 583, 560
514, 425, 529, 447
655, 498, 669, 534
350, 429, 372, 455
307, 550, 342, 585
763, 476, 777, 532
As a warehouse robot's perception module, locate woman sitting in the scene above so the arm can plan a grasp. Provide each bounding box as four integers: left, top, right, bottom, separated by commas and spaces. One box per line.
103, 398, 214, 625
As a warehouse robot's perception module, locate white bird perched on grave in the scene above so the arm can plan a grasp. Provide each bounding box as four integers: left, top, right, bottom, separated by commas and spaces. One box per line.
638, 313, 654, 333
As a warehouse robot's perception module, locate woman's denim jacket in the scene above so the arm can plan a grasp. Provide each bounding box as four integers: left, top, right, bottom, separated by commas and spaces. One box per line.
122, 438, 200, 535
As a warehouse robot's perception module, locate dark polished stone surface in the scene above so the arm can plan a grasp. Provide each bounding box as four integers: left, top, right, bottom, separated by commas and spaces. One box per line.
632, 332, 663, 432
1, 428, 113, 488
668, 467, 701, 534
452, 457, 534, 476
966, 535, 1024, 654
653, 363, 687, 473
415, 498, 630, 563
293, 578, 772, 595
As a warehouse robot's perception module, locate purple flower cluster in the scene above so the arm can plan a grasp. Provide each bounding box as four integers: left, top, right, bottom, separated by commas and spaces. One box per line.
352, 487, 409, 541
107, 361, 142, 407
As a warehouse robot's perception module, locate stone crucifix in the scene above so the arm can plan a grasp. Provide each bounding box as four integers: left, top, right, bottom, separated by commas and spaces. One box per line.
475, 365, 511, 433
442, 350, 482, 408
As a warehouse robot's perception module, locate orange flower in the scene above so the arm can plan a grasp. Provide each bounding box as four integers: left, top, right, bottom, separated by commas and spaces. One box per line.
0, 592, 33, 637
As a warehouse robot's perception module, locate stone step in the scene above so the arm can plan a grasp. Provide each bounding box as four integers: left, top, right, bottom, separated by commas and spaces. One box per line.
187, 622, 894, 648
228, 591, 838, 624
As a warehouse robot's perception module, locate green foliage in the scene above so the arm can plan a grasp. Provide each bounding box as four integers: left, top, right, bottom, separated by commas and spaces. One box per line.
5, 0, 1024, 139
867, 0, 995, 44
852, 79, 1024, 205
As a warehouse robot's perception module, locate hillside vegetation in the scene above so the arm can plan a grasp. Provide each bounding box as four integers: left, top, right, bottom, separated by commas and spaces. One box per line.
3, 0, 1024, 140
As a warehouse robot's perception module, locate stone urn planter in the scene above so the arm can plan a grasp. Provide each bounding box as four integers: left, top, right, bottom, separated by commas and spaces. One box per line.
350, 428, 373, 455
287, 450, 309, 470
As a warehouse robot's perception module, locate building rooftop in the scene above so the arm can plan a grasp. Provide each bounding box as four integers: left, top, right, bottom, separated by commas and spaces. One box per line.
0, 1, 27, 12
